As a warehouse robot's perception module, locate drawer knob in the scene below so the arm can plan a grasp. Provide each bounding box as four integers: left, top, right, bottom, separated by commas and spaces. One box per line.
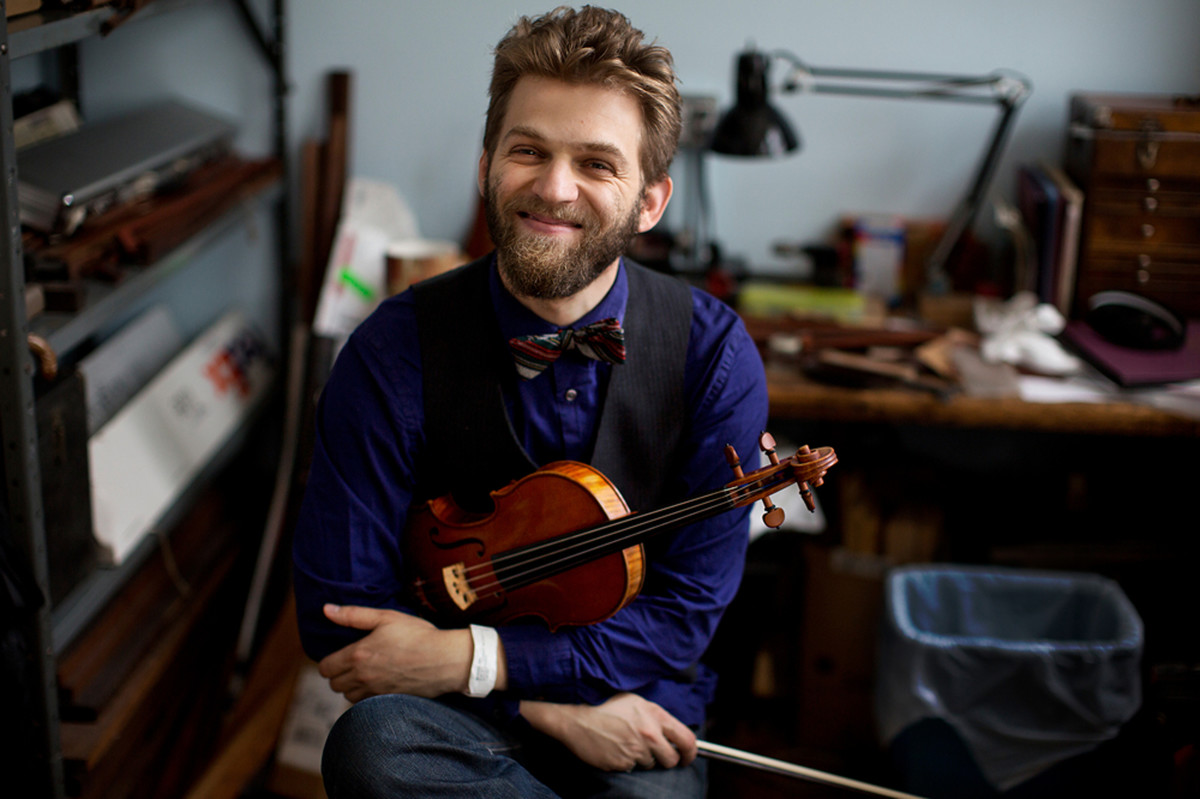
1137, 269, 1151, 285
1143, 196, 1158, 212
1141, 223, 1156, 238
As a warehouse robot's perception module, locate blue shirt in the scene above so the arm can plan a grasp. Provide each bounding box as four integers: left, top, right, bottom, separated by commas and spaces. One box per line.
292, 256, 768, 726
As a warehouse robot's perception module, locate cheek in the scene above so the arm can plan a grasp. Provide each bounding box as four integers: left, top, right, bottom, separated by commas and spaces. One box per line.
582, 185, 633, 220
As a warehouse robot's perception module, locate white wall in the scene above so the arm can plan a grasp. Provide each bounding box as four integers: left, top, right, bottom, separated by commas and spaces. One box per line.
287, 0, 1200, 277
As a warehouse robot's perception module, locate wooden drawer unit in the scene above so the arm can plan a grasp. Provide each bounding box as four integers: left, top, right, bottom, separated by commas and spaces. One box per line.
1066, 93, 1200, 317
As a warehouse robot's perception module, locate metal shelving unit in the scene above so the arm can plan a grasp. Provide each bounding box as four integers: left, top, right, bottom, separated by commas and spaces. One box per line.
0, 2, 288, 796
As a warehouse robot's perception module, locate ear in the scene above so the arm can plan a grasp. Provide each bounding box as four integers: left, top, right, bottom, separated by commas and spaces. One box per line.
637, 176, 673, 233
477, 150, 490, 196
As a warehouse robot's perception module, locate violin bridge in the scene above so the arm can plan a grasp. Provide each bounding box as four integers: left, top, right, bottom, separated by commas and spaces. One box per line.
443, 562, 477, 611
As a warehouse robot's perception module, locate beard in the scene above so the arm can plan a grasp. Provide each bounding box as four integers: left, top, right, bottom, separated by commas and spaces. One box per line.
484, 177, 643, 300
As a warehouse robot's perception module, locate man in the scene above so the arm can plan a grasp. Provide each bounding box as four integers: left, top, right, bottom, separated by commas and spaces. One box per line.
292, 6, 768, 797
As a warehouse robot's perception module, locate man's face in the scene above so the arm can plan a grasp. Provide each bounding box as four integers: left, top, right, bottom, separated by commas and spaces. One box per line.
480, 76, 670, 300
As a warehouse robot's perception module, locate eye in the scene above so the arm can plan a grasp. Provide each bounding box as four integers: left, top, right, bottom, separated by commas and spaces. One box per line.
584, 159, 615, 174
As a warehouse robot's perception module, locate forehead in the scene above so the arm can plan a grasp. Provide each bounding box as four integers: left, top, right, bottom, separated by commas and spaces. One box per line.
498, 76, 644, 162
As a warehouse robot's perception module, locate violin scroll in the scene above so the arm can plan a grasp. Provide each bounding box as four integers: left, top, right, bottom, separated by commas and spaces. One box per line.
724, 432, 838, 527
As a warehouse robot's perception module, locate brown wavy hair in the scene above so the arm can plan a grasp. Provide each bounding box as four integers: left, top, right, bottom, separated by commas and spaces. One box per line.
483, 6, 682, 185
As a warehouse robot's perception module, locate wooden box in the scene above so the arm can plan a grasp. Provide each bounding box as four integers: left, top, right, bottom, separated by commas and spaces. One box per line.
1066, 93, 1200, 317
6, 0, 42, 18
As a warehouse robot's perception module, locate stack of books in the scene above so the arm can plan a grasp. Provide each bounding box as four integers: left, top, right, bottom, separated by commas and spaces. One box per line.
1015, 162, 1084, 315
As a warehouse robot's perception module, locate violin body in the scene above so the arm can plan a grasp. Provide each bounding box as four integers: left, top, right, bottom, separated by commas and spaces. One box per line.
406, 461, 644, 630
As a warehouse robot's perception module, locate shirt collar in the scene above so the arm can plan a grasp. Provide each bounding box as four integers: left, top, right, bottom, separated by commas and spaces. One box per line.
489, 255, 629, 341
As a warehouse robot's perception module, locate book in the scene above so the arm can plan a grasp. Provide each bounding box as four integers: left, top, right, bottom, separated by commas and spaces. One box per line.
1040, 162, 1084, 315
1016, 164, 1062, 306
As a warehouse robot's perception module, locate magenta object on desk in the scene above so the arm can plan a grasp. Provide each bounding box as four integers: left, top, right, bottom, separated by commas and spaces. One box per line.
1062, 319, 1200, 387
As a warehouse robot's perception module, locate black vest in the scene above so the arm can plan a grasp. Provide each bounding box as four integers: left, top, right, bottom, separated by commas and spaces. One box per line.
412, 256, 693, 514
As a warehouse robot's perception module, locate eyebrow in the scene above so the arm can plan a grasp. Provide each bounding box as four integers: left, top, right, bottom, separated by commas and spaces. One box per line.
502, 125, 630, 166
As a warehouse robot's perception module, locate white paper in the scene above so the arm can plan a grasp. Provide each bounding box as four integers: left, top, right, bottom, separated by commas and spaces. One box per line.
88, 310, 273, 563
1017, 374, 1116, 404
312, 178, 420, 342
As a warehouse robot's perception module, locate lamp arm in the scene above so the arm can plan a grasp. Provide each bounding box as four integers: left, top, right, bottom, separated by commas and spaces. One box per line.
770, 50, 1031, 287
922, 90, 1025, 285
773, 51, 1030, 106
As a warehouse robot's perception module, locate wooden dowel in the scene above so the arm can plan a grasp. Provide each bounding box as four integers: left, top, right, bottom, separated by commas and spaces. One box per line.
697, 740, 927, 799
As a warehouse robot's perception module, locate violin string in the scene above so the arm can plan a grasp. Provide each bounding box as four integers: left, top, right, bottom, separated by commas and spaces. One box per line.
459, 487, 725, 579
459, 474, 785, 599
459, 489, 739, 600
484, 466, 796, 573
491, 485, 734, 565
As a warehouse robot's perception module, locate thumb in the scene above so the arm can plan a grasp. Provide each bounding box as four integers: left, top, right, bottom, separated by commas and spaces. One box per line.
324, 603, 390, 630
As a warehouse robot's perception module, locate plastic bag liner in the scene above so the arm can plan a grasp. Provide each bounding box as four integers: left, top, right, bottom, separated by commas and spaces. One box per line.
875, 565, 1143, 792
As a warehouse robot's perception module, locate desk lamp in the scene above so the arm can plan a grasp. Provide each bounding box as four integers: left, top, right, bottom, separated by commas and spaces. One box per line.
710, 47, 1031, 289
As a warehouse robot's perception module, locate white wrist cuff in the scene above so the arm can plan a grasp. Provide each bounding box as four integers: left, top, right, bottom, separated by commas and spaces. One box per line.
465, 624, 499, 698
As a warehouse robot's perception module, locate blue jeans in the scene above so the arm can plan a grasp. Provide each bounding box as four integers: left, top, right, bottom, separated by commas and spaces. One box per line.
322, 694, 708, 798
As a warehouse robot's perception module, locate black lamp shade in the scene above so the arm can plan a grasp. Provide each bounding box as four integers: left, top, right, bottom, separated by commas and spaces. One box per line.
710, 50, 799, 157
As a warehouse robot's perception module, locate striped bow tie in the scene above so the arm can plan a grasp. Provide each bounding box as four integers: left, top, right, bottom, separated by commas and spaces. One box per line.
509, 317, 626, 380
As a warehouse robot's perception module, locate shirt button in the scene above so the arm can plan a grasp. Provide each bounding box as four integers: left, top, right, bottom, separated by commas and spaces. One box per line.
564, 388, 578, 402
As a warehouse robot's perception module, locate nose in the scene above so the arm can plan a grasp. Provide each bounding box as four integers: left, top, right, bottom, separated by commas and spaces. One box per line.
532, 157, 579, 205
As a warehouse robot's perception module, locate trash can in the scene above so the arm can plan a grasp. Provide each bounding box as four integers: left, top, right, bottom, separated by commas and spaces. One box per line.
876, 565, 1144, 795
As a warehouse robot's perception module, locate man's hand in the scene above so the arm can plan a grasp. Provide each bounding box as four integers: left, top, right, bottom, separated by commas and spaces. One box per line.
317, 604, 503, 702
520, 693, 698, 772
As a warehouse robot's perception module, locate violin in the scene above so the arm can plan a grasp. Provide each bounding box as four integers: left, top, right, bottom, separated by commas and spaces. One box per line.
406, 432, 836, 629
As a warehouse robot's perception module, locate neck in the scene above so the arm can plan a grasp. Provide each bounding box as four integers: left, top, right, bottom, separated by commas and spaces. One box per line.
500, 259, 621, 327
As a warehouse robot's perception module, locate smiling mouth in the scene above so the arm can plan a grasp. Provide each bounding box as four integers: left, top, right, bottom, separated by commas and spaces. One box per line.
518, 211, 583, 230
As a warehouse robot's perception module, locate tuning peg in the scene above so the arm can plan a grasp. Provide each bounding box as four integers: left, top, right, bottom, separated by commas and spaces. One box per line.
751, 434, 786, 527
759, 431, 780, 465
798, 483, 815, 512
761, 497, 786, 528
723, 444, 745, 479
793, 444, 816, 511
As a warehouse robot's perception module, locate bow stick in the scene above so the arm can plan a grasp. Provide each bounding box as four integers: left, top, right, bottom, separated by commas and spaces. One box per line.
698, 740, 927, 799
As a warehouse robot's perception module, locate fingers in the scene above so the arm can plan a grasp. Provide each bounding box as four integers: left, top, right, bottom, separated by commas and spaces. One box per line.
638, 701, 699, 770
640, 708, 694, 769
323, 603, 389, 630
317, 647, 349, 681
660, 716, 698, 767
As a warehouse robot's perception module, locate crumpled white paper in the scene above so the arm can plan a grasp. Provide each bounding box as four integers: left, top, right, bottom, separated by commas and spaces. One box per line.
974, 292, 1082, 376
312, 178, 420, 343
